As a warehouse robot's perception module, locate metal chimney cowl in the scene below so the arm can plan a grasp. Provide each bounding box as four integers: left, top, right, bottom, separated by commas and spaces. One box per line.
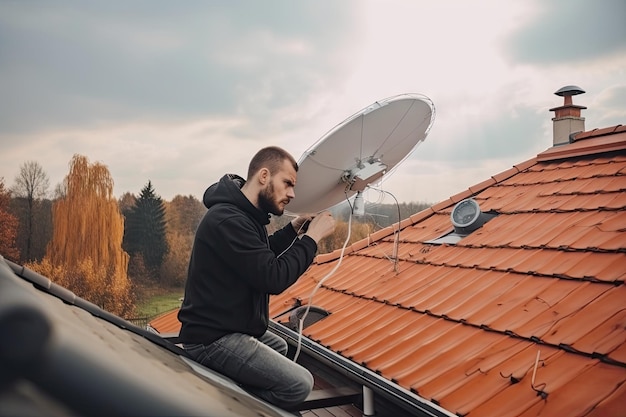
550, 85, 587, 146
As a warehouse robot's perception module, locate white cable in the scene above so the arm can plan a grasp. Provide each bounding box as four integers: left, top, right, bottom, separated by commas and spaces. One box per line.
276, 220, 308, 259
293, 209, 353, 362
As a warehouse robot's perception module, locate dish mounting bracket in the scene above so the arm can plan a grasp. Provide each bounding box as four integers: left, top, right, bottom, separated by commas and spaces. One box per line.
341, 158, 387, 192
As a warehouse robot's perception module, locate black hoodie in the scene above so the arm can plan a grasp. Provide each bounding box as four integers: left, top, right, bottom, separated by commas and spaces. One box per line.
178, 174, 318, 345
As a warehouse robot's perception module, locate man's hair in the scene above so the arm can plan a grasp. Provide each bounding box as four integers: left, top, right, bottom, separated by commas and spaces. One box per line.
247, 146, 298, 180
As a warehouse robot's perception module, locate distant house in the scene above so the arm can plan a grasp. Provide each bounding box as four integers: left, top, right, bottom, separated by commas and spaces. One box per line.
2, 86, 624, 417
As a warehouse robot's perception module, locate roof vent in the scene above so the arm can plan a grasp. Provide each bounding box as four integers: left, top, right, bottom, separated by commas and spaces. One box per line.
451, 198, 495, 234
550, 85, 586, 146
425, 198, 497, 245
287, 305, 329, 331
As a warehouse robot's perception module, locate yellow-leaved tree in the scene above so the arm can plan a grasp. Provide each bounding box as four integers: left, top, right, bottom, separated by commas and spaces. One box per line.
30, 154, 133, 316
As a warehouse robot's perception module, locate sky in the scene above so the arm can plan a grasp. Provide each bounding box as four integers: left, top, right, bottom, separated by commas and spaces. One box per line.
1, 0, 625, 209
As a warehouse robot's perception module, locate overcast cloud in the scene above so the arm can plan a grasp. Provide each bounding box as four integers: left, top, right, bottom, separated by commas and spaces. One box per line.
1, 0, 624, 208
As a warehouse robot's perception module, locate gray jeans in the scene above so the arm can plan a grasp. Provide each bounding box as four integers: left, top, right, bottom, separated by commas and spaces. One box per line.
184, 331, 313, 408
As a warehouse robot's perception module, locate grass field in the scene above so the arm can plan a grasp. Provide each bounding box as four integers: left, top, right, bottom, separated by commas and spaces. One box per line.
134, 287, 184, 318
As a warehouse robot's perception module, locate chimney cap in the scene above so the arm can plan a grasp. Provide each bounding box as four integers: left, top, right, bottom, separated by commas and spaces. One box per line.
555, 85, 585, 97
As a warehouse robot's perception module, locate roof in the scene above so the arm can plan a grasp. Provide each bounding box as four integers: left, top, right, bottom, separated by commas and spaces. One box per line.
0, 257, 294, 417
148, 308, 183, 338
150, 125, 626, 416
268, 125, 626, 416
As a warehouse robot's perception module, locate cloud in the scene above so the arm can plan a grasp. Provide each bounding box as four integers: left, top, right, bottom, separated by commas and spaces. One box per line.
504, 0, 626, 64
0, 1, 358, 135
1, 0, 624, 204
583, 86, 626, 130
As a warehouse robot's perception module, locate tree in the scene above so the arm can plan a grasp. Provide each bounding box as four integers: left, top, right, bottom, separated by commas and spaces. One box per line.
165, 194, 206, 236
160, 231, 193, 287
123, 181, 168, 280
53, 181, 67, 199
29, 154, 133, 316
0, 178, 20, 261
158, 194, 205, 286
317, 219, 371, 254
11, 161, 49, 261
10, 197, 53, 262
118, 192, 137, 216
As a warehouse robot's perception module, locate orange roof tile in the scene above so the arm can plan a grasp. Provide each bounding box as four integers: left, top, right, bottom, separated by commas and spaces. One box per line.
537, 128, 626, 161
148, 309, 183, 335
268, 127, 626, 416
152, 125, 626, 416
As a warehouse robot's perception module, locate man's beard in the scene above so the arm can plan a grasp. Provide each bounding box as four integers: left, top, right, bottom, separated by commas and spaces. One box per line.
258, 181, 287, 215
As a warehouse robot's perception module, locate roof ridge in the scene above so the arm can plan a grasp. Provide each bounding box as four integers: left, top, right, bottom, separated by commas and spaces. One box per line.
574, 124, 625, 141
537, 129, 626, 162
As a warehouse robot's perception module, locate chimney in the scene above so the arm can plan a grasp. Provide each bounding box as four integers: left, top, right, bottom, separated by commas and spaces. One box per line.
549, 85, 586, 146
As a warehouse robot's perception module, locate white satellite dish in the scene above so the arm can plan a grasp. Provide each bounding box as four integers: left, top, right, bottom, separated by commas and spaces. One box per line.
287, 93, 435, 214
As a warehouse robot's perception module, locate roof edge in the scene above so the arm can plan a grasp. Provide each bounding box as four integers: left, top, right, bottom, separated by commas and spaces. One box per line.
537, 126, 626, 162
269, 321, 457, 417
4, 258, 189, 359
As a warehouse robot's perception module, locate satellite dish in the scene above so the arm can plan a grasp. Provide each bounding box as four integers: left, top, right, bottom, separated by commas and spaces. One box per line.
287, 93, 435, 214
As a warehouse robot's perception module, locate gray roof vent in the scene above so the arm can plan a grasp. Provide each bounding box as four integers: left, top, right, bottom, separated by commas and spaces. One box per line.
554, 85, 585, 98
287, 305, 329, 331
451, 198, 496, 234
425, 198, 497, 245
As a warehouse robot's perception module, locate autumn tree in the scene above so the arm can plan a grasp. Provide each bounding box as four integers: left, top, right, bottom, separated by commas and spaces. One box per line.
123, 181, 168, 280
165, 194, 206, 236
158, 195, 206, 286
317, 219, 371, 254
159, 231, 192, 287
0, 178, 20, 262
30, 154, 133, 316
11, 161, 50, 261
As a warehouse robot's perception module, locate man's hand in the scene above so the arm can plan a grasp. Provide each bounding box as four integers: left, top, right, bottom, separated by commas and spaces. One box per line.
304, 211, 336, 243
291, 214, 314, 234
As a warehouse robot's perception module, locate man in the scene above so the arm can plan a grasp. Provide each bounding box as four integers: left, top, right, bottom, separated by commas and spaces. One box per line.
178, 146, 336, 409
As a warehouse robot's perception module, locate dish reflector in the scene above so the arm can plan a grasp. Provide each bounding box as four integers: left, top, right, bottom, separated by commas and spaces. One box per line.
287, 93, 435, 214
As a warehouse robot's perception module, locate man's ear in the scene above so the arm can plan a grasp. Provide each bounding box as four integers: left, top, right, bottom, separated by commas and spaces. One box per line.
258, 167, 270, 185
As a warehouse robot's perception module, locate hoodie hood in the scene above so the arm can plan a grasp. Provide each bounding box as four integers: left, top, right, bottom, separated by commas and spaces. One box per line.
203, 174, 270, 225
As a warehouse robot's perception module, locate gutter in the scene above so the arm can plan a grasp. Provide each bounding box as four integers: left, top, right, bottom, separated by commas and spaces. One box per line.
269, 321, 456, 417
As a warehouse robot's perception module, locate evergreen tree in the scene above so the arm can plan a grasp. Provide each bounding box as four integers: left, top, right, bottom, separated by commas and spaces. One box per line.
123, 181, 168, 279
